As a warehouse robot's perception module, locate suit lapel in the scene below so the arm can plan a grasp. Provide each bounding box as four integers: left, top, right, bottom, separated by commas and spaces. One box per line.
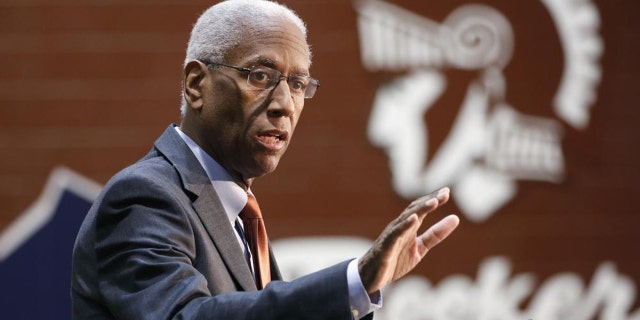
268, 247, 282, 281
193, 185, 257, 291
154, 125, 257, 291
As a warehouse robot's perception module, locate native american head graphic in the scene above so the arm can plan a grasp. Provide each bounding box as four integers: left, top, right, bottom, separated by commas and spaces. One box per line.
355, 0, 603, 222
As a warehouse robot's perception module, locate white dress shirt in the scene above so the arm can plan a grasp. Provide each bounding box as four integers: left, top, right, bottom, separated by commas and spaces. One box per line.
174, 126, 380, 319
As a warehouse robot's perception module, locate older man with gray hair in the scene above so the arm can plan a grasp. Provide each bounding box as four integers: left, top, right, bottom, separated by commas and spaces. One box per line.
71, 1, 459, 319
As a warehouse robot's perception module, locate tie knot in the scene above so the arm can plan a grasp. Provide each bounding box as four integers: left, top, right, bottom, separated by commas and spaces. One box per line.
240, 193, 262, 219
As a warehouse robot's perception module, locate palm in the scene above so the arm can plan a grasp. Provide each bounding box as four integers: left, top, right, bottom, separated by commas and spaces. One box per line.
359, 188, 459, 294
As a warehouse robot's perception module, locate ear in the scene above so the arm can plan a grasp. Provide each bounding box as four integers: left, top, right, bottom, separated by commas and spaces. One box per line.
183, 60, 208, 111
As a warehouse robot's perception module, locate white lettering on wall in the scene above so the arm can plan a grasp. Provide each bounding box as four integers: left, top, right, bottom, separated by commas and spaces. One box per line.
273, 237, 640, 320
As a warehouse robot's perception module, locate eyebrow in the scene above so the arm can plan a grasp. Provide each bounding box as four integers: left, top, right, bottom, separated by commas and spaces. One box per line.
250, 56, 310, 77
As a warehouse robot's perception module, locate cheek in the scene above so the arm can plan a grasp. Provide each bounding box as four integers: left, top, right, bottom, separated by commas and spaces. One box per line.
209, 77, 247, 118
291, 103, 304, 128
209, 97, 248, 130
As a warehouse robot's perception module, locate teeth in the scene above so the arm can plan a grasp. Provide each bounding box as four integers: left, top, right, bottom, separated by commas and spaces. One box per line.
259, 132, 284, 142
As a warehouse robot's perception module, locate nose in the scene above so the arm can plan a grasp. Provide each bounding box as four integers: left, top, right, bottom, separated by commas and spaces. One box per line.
266, 78, 297, 118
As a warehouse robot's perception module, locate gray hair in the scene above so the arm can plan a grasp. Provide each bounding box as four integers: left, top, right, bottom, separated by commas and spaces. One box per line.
180, 0, 309, 116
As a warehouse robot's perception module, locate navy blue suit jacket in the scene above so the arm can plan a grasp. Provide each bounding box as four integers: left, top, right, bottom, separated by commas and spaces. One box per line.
71, 125, 370, 319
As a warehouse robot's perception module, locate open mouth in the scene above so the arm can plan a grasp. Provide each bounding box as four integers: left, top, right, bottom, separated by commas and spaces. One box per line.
257, 130, 287, 150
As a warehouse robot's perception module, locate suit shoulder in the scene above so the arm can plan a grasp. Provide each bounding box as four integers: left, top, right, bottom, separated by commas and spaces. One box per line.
98, 153, 187, 203
114, 152, 178, 184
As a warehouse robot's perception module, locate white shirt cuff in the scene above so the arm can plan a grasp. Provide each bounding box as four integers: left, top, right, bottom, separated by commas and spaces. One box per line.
347, 258, 382, 319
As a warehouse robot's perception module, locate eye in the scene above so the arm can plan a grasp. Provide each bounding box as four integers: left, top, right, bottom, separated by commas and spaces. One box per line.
248, 68, 273, 88
288, 76, 308, 93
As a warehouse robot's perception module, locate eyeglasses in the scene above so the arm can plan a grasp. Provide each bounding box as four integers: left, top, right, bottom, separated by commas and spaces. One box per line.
200, 60, 320, 99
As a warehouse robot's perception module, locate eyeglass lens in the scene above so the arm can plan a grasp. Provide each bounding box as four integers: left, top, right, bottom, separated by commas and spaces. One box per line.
247, 67, 318, 99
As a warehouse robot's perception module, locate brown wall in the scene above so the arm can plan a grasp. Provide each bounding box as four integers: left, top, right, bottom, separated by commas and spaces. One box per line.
1, 0, 639, 315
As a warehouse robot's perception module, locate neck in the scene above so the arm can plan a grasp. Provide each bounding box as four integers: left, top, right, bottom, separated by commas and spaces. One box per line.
236, 175, 253, 191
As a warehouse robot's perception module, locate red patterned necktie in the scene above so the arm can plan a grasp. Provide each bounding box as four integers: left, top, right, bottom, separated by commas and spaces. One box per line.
239, 193, 271, 289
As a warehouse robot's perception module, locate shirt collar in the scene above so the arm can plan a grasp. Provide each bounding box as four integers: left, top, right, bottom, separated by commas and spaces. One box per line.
174, 126, 248, 225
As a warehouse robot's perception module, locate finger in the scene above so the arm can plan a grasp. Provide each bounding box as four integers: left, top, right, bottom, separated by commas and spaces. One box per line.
418, 214, 460, 254
407, 187, 450, 210
389, 187, 451, 232
414, 187, 450, 223
434, 187, 450, 205
401, 188, 449, 221
386, 213, 421, 243
414, 198, 438, 225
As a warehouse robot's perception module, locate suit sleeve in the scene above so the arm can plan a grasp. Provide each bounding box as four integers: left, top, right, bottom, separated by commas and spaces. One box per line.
93, 172, 356, 320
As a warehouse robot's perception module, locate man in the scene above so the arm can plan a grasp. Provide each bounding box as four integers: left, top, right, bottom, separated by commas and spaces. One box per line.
71, 1, 460, 319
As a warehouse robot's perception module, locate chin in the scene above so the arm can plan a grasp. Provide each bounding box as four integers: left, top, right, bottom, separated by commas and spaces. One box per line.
248, 157, 281, 179
261, 161, 281, 175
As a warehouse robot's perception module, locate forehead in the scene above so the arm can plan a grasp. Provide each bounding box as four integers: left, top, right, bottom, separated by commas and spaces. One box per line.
226, 18, 311, 74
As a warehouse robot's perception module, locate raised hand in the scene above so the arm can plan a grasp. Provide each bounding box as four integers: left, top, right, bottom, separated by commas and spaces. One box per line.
358, 187, 459, 294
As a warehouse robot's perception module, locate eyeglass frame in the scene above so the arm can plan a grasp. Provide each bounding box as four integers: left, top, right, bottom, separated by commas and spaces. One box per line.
199, 60, 320, 99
